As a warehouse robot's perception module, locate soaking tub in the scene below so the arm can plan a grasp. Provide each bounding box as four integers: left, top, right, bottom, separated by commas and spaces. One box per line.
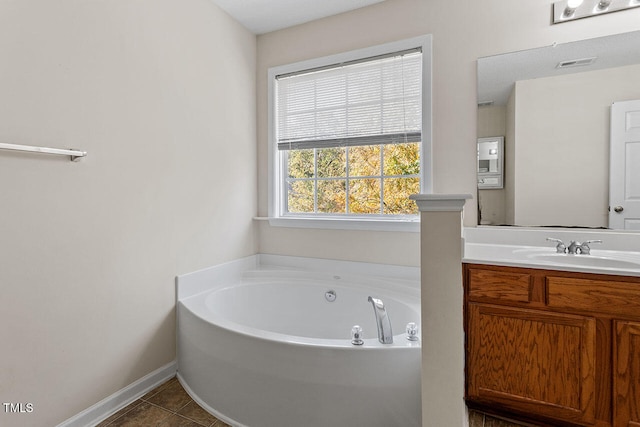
176, 255, 421, 427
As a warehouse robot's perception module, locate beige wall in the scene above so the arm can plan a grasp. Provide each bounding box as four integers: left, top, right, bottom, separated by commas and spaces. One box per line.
513, 63, 640, 227
0, 1, 256, 426
256, 0, 640, 264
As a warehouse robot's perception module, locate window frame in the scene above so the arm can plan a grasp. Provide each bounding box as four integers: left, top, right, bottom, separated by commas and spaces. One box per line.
267, 35, 432, 232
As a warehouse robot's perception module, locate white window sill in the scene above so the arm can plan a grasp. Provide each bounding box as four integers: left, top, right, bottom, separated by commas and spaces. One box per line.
254, 216, 420, 232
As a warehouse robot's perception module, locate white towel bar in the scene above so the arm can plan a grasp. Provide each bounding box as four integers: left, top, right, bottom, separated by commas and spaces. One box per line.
0, 142, 87, 161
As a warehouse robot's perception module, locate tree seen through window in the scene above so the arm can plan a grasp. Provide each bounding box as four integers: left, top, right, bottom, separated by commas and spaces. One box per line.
287, 142, 420, 215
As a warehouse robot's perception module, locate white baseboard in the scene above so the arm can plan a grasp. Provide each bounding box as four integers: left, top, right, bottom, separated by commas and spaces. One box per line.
56, 361, 177, 427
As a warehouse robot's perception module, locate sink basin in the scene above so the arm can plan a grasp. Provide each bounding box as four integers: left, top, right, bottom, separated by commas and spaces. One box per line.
528, 253, 640, 269
464, 243, 640, 275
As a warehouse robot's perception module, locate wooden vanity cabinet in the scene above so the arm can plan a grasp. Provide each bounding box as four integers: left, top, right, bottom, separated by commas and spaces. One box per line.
468, 303, 596, 424
615, 321, 640, 427
464, 264, 640, 427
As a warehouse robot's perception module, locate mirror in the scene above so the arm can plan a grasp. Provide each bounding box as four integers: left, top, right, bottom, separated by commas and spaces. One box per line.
477, 136, 504, 190
477, 30, 640, 228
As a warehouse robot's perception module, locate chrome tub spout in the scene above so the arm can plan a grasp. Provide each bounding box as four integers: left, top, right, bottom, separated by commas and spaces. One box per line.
368, 296, 393, 344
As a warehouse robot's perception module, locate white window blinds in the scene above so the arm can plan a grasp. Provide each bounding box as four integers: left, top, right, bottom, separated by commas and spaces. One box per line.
275, 49, 422, 151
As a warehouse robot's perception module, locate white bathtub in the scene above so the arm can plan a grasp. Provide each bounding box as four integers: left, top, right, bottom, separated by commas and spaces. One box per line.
176, 255, 421, 427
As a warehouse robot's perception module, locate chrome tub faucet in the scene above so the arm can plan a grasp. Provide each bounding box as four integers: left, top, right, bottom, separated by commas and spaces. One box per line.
367, 296, 393, 344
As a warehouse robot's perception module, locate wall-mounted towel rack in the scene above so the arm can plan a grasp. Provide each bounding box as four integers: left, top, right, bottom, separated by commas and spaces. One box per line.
0, 142, 87, 162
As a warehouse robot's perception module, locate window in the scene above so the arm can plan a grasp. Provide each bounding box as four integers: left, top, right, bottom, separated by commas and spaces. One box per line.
268, 36, 432, 231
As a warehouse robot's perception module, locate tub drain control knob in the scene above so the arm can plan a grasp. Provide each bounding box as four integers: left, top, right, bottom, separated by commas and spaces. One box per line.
351, 325, 364, 346
406, 322, 419, 341
325, 290, 337, 302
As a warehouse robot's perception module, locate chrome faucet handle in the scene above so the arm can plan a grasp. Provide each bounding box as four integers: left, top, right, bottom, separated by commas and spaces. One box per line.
406, 322, 419, 341
578, 240, 602, 255
351, 325, 364, 346
546, 237, 566, 253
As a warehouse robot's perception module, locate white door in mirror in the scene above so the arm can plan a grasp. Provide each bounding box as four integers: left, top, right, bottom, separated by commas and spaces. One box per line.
610, 99, 640, 230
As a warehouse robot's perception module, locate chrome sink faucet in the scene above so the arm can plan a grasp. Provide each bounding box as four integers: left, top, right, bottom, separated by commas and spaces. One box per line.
567, 240, 582, 254
547, 238, 602, 254
367, 296, 393, 344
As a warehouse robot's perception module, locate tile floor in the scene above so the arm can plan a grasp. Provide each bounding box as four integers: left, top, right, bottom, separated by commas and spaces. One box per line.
469, 410, 538, 427
94, 377, 533, 427
95, 377, 230, 427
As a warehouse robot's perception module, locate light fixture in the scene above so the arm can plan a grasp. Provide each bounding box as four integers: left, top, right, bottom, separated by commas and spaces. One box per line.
553, 0, 640, 23
564, 0, 584, 17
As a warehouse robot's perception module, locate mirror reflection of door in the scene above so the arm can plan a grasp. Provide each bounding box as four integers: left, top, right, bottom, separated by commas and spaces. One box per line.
610, 99, 640, 230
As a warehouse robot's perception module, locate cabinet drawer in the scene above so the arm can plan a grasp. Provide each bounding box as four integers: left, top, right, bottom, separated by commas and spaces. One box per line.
547, 276, 640, 317
468, 268, 532, 303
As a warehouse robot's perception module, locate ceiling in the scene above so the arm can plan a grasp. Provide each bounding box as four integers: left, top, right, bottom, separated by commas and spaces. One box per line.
210, 0, 386, 34
478, 30, 640, 106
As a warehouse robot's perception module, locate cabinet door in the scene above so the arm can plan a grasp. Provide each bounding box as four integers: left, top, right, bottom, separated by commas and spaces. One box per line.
614, 321, 640, 427
468, 303, 596, 425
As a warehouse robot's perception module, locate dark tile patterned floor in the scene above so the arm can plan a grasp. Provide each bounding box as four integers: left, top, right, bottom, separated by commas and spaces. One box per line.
469, 410, 540, 427
96, 377, 230, 427
95, 378, 536, 427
